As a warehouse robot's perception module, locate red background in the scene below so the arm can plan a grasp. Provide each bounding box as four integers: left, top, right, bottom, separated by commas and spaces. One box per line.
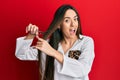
0, 0, 120, 80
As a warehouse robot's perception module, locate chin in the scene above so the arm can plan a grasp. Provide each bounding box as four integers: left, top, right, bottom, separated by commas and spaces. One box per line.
69, 35, 77, 38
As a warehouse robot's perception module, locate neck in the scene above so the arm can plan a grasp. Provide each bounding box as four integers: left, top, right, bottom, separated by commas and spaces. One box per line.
61, 36, 78, 46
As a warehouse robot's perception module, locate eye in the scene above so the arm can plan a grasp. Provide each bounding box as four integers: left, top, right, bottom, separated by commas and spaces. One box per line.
65, 19, 70, 23
74, 18, 78, 22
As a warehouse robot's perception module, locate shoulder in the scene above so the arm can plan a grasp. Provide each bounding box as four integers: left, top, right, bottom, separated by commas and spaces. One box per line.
78, 34, 94, 48
79, 34, 94, 43
78, 34, 95, 53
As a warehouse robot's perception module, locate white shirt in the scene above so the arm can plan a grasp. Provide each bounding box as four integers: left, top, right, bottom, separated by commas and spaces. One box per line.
15, 35, 95, 80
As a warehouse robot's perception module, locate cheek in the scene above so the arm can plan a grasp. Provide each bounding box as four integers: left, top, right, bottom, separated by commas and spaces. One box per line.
61, 27, 67, 33
75, 22, 79, 27
61, 23, 69, 31
62, 22, 70, 28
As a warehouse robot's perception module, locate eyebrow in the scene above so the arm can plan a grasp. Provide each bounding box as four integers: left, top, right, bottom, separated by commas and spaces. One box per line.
64, 15, 78, 19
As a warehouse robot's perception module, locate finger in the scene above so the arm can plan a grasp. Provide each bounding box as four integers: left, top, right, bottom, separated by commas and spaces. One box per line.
26, 23, 32, 33
32, 46, 40, 49
33, 26, 37, 33
35, 46, 41, 50
31, 25, 39, 35
31, 25, 36, 34
36, 41, 42, 45
28, 24, 33, 33
36, 36, 44, 42
34, 44, 43, 49
35, 27, 39, 36
30, 25, 34, 34
33, 25, 39, 35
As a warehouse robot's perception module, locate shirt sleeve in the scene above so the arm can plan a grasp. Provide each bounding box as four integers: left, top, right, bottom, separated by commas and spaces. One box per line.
15, 37, 38, 60
56, 37, 95, 78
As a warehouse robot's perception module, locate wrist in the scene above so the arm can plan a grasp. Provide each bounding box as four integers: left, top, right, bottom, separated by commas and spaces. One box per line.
24, 33, 35, 40
53, 50, 64, 64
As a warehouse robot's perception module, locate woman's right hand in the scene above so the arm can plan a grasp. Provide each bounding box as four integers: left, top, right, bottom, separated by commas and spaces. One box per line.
25, 23, 39, 40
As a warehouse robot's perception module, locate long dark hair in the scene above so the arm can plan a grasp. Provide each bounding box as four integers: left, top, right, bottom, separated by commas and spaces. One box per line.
38, 4, 82, 80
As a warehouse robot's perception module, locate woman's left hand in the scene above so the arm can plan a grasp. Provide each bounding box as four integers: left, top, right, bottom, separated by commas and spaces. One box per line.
33, 36, 64, 63
33, 36, 55, 57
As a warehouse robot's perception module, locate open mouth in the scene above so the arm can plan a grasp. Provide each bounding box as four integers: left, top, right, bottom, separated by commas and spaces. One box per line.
69, 29, 76, 34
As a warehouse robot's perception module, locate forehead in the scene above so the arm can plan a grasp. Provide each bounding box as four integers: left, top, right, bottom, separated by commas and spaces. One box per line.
64, 9, 77, 18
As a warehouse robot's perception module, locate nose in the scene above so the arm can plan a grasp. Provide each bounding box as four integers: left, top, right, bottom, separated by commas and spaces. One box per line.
71, 20, 76, 27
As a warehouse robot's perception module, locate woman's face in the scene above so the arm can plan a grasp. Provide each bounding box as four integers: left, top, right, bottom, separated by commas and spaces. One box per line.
60, 9, 78, 39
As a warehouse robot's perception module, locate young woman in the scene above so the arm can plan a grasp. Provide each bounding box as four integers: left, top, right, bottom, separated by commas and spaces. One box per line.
15, 4, 95, 80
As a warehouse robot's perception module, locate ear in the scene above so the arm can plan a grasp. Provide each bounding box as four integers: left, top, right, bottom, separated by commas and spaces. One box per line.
57, 25, 60, 29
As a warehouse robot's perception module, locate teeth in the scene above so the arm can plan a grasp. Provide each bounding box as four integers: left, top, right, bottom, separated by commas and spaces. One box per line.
72, 29, 75, 32
70, 29, 76, 33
